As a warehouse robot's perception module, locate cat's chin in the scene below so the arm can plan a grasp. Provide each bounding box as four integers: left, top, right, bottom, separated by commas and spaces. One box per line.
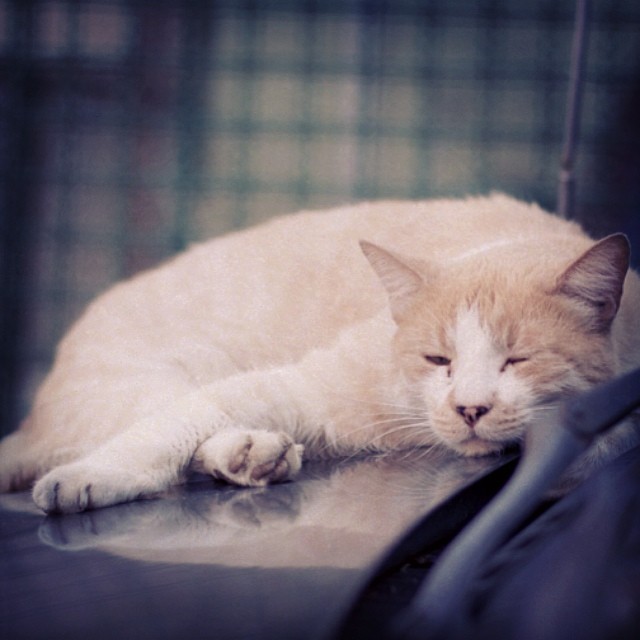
448, 437, 505, 458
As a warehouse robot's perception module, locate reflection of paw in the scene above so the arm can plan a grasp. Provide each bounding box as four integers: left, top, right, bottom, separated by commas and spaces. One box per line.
193, 429, 304, 487
32, 462, 145, 514
40, 508, 118, 549
216, 485, 303, 529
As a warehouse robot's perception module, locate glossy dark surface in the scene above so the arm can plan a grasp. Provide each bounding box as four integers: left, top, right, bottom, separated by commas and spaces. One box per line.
0, 451, 506, 640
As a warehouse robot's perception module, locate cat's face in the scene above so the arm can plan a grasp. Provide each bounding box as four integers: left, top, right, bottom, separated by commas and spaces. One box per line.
393, 287, 613, 456
361, 234, 629, 456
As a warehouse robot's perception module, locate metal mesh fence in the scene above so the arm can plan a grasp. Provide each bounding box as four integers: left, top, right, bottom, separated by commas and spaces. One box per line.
1, 0, 640, 435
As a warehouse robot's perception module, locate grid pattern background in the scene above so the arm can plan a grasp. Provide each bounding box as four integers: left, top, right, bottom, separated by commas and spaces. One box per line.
1, 0, 640, 435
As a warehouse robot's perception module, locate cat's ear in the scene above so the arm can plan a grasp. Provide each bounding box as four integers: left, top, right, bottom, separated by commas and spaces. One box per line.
555, 233, 630, 332
360, 241, 424, 322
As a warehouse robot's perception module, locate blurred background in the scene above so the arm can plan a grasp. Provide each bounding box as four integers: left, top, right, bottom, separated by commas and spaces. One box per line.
1, 0, 639, 436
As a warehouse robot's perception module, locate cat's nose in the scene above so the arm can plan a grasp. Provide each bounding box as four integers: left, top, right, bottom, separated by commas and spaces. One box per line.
456, 404, 492, 428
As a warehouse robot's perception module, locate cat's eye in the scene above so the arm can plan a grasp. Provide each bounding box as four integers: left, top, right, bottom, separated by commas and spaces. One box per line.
502, 357, 528, 370
424, 355, 451, 366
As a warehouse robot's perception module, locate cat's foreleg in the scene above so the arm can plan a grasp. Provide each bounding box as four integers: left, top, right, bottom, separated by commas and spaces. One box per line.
31, 402, 220, 514
32, 365, 316, 513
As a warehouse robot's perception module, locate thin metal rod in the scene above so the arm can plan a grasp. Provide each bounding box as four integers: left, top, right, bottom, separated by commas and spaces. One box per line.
557, 0, 591, 219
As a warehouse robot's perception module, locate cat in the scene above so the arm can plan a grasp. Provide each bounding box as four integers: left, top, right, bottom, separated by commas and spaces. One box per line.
1, 193, 639, 513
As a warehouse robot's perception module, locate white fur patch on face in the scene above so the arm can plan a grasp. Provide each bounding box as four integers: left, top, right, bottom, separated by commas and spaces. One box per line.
449, 307, 502, 408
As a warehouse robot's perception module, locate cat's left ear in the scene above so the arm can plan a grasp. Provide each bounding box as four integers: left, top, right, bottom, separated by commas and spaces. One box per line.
360, 241, 424, 322
555, 233, 630, 332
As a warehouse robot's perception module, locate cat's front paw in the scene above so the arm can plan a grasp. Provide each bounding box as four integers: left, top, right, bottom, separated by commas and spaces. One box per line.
193, 429, 304, 487
32, 462, 149, 514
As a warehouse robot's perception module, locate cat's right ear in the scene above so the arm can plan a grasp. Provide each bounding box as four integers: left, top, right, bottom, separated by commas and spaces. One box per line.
554, 233, 630, 333
360, 241, 424, 322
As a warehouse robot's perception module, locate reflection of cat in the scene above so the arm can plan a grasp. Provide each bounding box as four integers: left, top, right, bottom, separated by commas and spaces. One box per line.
1, 194, 639, 513
33, 452, 505, 569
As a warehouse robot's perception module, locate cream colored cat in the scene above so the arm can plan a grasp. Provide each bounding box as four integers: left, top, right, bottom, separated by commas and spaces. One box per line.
1, 194, 638, 513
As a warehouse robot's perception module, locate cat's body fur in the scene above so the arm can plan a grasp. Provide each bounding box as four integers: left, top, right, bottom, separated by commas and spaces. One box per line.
1, 194, 639, 513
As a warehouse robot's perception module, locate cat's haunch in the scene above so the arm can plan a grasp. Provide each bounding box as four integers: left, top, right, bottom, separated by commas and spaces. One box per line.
1, 194, 639, 513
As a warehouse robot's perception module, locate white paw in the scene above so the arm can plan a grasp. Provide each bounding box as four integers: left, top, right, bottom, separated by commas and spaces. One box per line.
193, 429, 304, 487
32, 461, 151, 514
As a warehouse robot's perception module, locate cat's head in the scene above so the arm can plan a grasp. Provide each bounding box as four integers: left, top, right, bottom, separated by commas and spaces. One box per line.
361, 233, 630, 456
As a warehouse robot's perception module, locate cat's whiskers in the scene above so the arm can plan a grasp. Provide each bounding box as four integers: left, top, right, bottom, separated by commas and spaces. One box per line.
314, 414, 422, 456
327, 418, 434, 462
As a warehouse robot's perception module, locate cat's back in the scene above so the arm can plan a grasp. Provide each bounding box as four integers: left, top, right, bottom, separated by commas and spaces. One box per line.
228, 192, 584, 274
141, 192, 585, 320
52, 194, 588, 369
189, 192, 584, 282
234, 192, 581, 255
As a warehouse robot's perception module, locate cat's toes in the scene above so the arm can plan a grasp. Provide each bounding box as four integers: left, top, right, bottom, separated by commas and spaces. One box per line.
32, 463, 143, 514
193, 429, 304, 487
33, 467, 90, 514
